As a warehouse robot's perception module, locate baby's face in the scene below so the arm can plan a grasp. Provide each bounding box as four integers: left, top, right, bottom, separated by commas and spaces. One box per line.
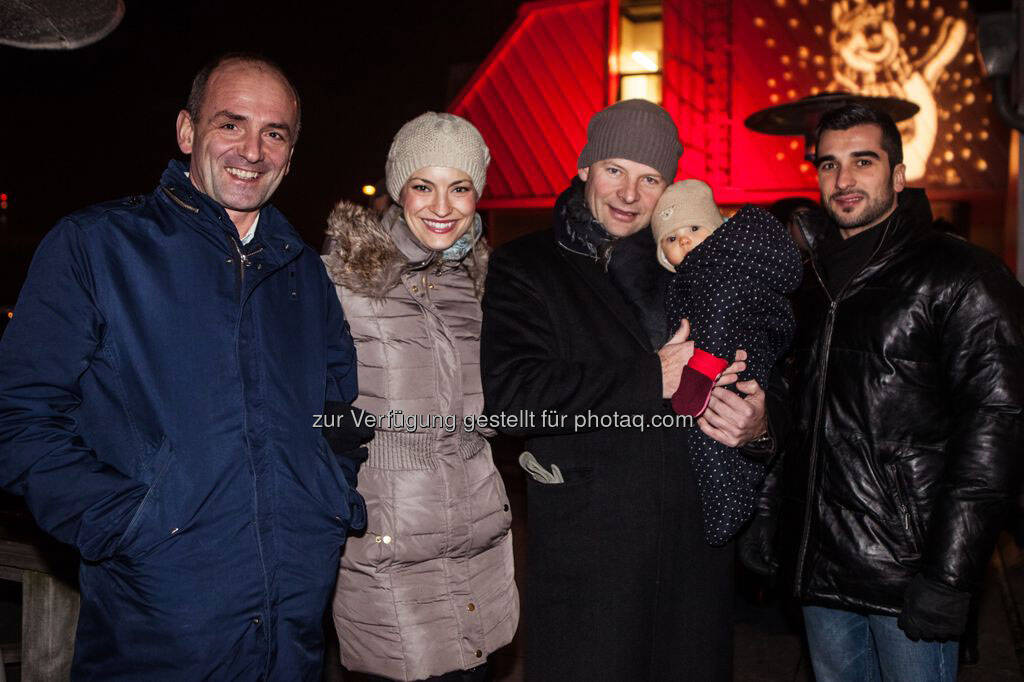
661, 225, 714, 266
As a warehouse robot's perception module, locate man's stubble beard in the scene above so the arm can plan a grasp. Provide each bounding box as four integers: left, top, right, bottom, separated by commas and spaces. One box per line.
823, 183, 897, 231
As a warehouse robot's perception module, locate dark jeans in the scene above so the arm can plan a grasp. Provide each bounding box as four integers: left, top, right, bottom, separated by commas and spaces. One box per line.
803, 606, 958, 681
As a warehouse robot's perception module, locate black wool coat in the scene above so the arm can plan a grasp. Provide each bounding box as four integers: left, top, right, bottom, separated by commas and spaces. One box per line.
481, 201, 734, 679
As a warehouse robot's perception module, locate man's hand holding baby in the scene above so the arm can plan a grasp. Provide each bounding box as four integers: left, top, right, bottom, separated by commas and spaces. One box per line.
659, 319, 695, 398
716, 349, 747, 387
699, 380, 769, 448
660, 320, 748, 399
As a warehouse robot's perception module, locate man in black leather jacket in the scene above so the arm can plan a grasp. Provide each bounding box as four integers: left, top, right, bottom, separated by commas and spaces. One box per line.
741, 104, 1024, 681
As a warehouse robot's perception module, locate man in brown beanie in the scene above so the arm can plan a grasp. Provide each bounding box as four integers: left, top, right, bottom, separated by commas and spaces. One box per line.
481, 99, 783, 680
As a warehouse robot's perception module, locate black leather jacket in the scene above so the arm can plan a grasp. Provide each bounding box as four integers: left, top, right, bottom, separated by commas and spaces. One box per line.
772, 188, 1024, 615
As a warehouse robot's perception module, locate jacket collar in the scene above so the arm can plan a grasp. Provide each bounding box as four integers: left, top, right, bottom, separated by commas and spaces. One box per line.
157, 159, 303, 265
385, 205, 434, 268
323, 201, 489, 300
159, 160, 232, 228
799, 187, 933, 299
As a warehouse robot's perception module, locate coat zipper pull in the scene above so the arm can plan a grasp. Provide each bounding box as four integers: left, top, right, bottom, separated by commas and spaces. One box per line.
892, 465, 912, 531
231, 239, 247, 295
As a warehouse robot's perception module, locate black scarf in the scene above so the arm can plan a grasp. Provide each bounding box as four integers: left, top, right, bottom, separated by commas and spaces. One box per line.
817, 213, 889, 298
809, 188, 933, 298
553, 178, 670, 348
553, 177, 615, 262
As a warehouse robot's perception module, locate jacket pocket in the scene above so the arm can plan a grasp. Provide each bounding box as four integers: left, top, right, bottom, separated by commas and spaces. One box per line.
338, 496, 389, 573
525, 465, 595, 588
115, 437, 177, 559
519, 451, 563, 484
315, 441, 365, 534
469, 467, 514, 554
526, 464, 592, 489
887, 461, 922, 557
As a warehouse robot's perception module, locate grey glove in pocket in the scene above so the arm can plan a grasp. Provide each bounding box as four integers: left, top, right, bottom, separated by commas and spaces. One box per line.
518, 451, 564, 484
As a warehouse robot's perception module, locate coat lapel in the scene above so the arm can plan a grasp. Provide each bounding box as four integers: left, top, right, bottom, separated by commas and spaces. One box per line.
559, 247, 654, 352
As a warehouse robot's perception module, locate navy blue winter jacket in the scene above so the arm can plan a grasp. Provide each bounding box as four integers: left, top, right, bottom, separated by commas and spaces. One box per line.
0, 160, 363, 680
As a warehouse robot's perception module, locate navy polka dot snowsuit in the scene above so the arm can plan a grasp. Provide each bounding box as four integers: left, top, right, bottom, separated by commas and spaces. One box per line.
665, 205, 803, 545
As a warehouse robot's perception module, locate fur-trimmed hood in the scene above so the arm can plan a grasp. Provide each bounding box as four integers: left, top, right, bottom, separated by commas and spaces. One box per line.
323, 202, 489, 299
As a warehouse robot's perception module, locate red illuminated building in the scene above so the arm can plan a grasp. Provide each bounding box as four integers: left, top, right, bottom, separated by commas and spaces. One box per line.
450, 0, 1015, 265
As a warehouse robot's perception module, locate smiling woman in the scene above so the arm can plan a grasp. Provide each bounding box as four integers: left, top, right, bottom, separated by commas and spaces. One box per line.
321, 112, 517, 682
400, 166, 478, 252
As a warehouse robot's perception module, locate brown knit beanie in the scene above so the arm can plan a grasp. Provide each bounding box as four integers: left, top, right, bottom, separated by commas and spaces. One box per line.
386, 112, 491, 203
577, 99, 682, 182
652, 180, 724, 272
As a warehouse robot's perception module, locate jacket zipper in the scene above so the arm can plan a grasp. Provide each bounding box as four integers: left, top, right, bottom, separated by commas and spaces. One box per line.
228, 233, 273, 655
793, 266, 835, 594
231, 239, 265, 301
234, 240, 245, 296
792, 216, 901, 594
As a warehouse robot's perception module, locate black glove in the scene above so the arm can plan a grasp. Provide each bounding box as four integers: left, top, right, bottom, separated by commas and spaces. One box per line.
897, 574, 971, 641
321, 402, 374, 489
738, 512, 779, 577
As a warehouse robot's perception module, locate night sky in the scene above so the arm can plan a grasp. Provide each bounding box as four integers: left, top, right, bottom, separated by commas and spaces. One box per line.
0, 0, 523, 303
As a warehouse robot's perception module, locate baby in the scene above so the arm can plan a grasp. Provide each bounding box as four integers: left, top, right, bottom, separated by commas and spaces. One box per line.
653, 180, 803, 545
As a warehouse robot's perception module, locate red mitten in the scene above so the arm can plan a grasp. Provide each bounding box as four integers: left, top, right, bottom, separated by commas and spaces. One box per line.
671, 348, 729, 416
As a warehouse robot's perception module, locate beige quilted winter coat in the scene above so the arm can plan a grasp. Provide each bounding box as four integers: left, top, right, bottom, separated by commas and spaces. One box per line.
323, 203, 518, 681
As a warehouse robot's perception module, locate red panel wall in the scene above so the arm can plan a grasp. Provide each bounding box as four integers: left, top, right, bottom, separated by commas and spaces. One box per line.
449, 0, 610, 207
663, 0, 708, 182
451, 0, 1006, 206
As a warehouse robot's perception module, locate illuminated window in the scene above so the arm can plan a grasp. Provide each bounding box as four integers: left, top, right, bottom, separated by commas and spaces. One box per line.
618, 1, 663, 104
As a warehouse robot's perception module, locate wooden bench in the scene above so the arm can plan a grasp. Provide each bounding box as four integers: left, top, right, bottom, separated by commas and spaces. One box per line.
0, 516, 79, 682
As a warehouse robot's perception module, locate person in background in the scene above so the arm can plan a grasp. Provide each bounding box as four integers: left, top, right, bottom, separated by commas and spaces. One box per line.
0, 53, 367, 679
324, 112, 517, 682
742, 103, 1024, 681
370, 177, 395, 216
768, 196, 819, 255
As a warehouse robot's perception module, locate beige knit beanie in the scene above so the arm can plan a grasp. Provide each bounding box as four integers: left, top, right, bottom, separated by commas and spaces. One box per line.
385, 112, 491, 203
652, 179, 724, 272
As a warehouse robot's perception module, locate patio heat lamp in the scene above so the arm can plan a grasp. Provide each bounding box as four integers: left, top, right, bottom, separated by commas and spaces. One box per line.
744, 93, 920, 162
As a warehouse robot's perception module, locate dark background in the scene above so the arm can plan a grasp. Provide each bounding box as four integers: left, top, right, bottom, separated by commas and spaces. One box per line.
0, 0, 524, 304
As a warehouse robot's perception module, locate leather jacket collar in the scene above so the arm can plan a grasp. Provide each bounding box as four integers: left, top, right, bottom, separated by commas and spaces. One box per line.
798, 187, 934, 299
